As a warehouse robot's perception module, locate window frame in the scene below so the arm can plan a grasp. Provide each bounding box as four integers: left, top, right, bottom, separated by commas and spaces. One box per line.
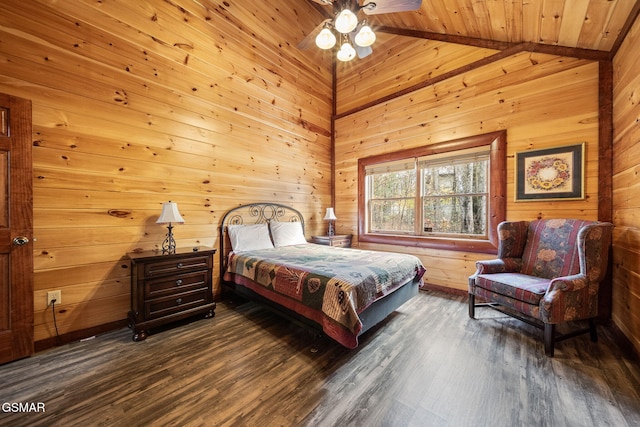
358, 131, 506, 253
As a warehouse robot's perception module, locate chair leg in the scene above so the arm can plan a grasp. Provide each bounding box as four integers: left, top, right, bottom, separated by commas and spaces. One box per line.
544, 323, 555, 357
468, 294, 475, 319
589, 318, 598, 342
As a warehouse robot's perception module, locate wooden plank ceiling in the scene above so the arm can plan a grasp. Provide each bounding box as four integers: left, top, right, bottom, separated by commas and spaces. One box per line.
302, 0, 639, 53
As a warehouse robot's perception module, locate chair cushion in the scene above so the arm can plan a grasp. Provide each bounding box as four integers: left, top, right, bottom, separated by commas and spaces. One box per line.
475, 272, 550, 305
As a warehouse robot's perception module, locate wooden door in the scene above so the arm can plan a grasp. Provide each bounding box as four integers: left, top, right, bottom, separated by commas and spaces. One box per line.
0, 94, 33, 365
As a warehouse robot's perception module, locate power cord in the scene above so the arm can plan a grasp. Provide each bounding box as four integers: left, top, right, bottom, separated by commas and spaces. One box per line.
51, 299, 60, 338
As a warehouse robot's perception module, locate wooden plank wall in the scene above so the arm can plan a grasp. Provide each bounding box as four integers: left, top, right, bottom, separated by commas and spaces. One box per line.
612, 15, 640, 355
0, 0, 333, 343
336, 33, 499, 114
333, 37, 601, 292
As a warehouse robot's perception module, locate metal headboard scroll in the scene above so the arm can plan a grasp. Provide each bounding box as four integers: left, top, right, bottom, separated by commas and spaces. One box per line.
220, 203, 305, 280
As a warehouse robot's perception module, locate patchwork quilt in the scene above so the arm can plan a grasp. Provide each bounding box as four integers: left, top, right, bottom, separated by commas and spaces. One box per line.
224, 244, 425, 348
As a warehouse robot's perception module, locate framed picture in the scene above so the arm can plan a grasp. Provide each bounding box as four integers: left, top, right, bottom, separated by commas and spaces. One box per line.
515, 143, 585, 201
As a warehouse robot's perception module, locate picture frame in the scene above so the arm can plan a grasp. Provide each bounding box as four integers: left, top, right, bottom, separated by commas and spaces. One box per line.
515, 143, 585, 201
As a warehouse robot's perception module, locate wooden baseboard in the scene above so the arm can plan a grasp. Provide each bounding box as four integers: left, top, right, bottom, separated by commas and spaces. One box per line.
420, 282, 467, 297
34, 319, 128, 353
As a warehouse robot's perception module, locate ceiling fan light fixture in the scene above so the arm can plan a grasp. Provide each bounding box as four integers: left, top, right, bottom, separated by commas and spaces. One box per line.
315, 27, 337, 49
335, 8, 358, 33
337, 40, 356, 61
354, 24, 376, 47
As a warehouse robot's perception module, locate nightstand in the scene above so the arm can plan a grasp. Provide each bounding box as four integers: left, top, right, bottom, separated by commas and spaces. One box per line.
127, 247, 216, 341
311, 234, 352, 248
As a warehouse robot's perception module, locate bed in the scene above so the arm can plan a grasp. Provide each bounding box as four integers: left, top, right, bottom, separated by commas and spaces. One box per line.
220, 203, 426, 348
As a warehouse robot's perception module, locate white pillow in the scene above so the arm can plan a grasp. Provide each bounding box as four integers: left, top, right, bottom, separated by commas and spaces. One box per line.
270, 221, 307, 247
227, 223, 274, 252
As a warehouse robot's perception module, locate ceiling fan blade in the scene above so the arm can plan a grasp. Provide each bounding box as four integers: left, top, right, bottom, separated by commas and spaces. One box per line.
362, 0, 422, 15
309, 0, 333, 5
298, 19, 331, 50
354, 44, 373, 59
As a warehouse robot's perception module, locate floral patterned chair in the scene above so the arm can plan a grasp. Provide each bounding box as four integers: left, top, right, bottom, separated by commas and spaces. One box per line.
468, 219, 613, 356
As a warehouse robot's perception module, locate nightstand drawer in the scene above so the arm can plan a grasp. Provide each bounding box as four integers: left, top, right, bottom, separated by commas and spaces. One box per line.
145, 270, 209, 299
312, 234, 352, 248
143, 255, 212, 277
145, 289, 209, 320
328, 237, 350, 247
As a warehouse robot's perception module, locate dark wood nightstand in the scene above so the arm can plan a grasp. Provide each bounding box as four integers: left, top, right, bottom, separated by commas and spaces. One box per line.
127, 247, 216, 341
311, 234, 352, 248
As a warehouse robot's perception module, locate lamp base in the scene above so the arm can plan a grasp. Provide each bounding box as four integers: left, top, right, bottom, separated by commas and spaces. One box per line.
161, 224, 177, 254
327, 221, 335, 236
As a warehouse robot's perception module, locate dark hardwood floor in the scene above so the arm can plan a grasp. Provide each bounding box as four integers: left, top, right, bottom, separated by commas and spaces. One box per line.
1, 290, 640, 426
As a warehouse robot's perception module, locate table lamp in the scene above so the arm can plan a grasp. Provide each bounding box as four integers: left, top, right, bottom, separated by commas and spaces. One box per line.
156, 201, 185, 253
323, 207, 337, 236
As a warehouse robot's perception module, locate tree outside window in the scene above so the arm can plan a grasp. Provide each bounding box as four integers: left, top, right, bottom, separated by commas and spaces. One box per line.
420, 156, 488, 237
369, 167, 416, 233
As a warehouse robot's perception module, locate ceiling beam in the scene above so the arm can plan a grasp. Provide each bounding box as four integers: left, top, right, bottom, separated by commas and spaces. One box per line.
609, 0, 640, 59
376, 26, 610, 62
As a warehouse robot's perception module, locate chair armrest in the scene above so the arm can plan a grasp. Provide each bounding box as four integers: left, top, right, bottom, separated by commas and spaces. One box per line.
546, 274, 587, 293
475, 258, 522, 274
541, 274, 596, 322
468, 258, 522, 293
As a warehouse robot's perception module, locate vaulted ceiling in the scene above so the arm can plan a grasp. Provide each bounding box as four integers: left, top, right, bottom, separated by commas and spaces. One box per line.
302, 0, 640, 57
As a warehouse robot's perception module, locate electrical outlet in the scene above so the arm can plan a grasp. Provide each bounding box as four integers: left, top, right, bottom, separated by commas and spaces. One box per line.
47, 290, 61, 306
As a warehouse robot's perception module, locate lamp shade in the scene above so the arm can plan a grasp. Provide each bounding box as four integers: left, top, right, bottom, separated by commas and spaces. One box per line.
156, 201, 185, 224
323, 207, 337, 221
335, 9, 358, 34
355, 24, 376, 47
337, 41, 356, 61
315, 27, 337, 49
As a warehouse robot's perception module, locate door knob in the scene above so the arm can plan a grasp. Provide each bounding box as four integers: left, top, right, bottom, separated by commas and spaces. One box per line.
12, 236, 29, 246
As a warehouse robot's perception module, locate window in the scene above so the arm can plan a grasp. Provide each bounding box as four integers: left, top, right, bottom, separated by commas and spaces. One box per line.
358, 131, 506, 252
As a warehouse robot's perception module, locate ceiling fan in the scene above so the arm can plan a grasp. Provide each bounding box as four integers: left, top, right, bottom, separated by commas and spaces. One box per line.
299, 0, 423, 61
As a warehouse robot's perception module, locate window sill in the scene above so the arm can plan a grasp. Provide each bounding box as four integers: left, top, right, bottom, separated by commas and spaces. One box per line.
359, 233, 498, 254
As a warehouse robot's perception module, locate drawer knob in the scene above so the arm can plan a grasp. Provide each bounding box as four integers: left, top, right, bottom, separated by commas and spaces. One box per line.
176, 298, 183, 304
176, 279, 183, 285
177, 263, 183, 268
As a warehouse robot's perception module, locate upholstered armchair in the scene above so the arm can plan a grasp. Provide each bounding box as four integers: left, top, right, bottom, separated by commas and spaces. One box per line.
468, 219, 613, 356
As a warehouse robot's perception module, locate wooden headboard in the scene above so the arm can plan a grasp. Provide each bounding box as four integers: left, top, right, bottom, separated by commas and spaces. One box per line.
219, 203, 305, 279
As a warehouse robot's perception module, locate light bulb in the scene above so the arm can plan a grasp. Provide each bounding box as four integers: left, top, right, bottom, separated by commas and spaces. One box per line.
335, 9, 358, 34
355, 24, 376, 47
337, 41, 356, 61
315, 27, 336, 49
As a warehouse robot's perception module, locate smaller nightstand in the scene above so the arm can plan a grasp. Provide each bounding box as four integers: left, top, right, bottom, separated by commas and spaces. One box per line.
311, 234, 352, 248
